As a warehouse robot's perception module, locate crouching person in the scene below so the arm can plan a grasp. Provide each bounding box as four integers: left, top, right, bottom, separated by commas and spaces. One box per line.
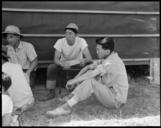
2, 46, 35, 113
2, 72, 14, 126
2, 72, 20, 126
46, 37, 129, 117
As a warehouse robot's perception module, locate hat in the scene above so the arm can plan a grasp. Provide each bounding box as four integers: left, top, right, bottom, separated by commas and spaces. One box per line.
65, 23, 79, 33
2, 25, 23, 37
2, 45, 9, 60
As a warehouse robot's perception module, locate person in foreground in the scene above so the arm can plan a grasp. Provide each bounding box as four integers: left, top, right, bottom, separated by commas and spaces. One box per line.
46, 37, 129, 117
2, 46, 35, 113
2, 72, 13, 126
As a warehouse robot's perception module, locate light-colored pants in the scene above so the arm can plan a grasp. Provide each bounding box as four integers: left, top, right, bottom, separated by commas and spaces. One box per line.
71, 78, 121, 109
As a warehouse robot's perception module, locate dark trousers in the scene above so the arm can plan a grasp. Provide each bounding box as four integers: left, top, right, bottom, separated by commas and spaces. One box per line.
46, 64, 82, 88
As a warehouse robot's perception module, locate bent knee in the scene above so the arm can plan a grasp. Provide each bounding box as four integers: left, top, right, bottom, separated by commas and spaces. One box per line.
47, 64, 57, 70
91, 78, 101, 87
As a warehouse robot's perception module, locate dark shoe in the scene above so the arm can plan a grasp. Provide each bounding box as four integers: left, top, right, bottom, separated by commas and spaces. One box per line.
38, 90, 56, 101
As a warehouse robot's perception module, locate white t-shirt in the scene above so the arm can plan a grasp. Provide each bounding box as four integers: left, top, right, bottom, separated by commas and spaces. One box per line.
54, 36, 88, 61
2, 62, 34, 109
2, 94, 13, 116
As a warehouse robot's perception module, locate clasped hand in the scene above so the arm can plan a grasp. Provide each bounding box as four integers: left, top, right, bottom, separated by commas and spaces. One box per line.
60, 61, 70, 69
66, 79, 75, 90
79, 59, 85, 67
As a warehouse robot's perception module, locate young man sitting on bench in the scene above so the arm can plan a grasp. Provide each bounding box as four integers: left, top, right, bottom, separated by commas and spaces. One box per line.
39, 23, 92, 101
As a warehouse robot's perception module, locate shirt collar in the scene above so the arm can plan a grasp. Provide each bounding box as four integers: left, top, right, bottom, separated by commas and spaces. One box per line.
105, 52, 118, 60
7, 41, 22, 50
17, 41, 23, 49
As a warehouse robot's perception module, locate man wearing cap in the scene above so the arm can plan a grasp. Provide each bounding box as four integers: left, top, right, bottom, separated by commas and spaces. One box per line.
2, 46, 35, 113
2, 25, 38, 87
41, 23, 92, 101
46, 37, 129, 117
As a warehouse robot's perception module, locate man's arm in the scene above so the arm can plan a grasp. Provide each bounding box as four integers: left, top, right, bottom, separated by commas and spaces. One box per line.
54, 49, 70, 68
26, 57, 38, 75
74, 61, 98, 78
67, 60, 111, 85
74, 65, 90, 78
54, 49, 62, 66
25, 43, 38, 75
67, 67, 100, 86
80, 47, 92, 66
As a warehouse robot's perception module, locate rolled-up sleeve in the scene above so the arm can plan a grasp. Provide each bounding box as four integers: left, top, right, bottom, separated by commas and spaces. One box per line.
26, 43, 37, 62
54, 39, 62, 52
80, 38, 88, 51
96, 61, 111, 76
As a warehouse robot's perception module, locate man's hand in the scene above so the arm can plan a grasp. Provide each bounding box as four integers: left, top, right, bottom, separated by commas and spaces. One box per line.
60, 61, 70, 69
79, 59, 85, 67
66, 79, 75, 90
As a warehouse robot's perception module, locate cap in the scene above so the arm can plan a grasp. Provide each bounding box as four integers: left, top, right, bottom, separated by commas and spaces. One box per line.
65, 23, 79, 33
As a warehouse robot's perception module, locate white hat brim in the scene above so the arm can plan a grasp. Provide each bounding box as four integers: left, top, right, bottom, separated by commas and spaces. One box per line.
2, 31, 23, 37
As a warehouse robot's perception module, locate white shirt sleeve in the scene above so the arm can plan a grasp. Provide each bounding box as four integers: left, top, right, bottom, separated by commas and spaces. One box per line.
26, 43, 37, 62
2, 95, 13, 116
80, 38, 88, 51
54, 39, 62, 52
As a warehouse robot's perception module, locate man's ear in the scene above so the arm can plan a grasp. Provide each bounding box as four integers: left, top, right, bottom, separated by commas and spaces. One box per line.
106, 49, 110, 55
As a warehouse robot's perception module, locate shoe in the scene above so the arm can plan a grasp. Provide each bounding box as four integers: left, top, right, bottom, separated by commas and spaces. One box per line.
38, 91, 56, 101
46, 104, 72, 118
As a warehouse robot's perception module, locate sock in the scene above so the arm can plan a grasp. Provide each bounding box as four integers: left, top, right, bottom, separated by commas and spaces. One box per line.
67, 96, 78, 107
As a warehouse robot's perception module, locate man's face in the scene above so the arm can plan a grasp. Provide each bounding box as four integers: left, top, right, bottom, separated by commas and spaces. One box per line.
6, 34, 19, 46
96, 44, 110, 59
65, 29, 76, 45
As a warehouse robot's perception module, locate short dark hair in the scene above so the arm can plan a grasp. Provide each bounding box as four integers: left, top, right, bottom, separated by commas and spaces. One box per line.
64, 28, 78, 34
96, 37, 114, 53
2, 72, 12, 91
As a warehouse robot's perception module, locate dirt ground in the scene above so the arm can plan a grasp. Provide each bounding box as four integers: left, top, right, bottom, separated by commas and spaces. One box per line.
20, 77, 160, 126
